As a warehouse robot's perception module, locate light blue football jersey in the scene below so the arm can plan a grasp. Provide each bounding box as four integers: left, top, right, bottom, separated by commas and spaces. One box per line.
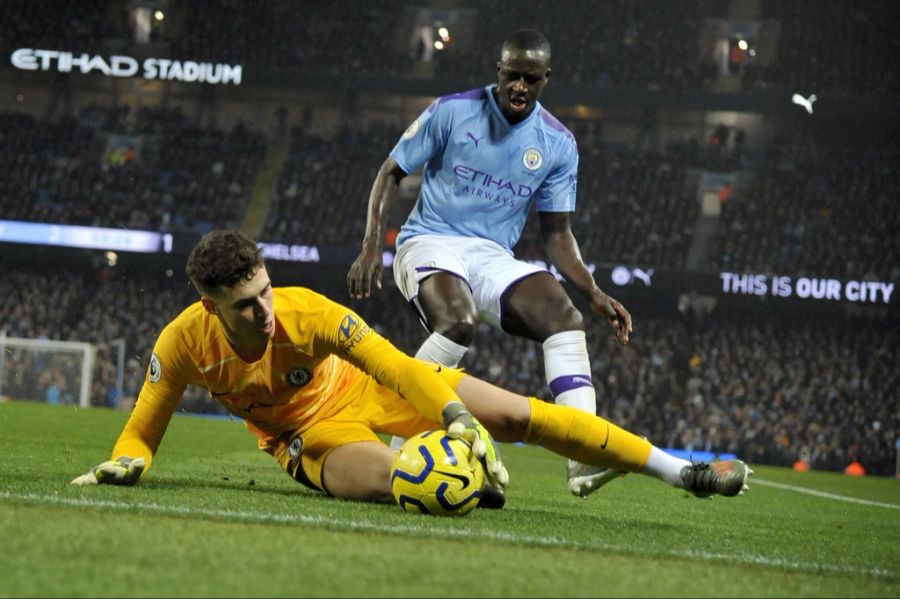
391, 85, 579, 253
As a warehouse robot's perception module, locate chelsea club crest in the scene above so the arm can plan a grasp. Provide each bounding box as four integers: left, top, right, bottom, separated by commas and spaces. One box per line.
286, 367, 312, 387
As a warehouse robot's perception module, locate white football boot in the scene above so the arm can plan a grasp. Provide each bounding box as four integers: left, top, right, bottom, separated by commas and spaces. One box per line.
567, 461, 627, 498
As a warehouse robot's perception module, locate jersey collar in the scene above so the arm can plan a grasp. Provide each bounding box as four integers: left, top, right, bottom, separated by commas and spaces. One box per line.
485, 84, 542, 131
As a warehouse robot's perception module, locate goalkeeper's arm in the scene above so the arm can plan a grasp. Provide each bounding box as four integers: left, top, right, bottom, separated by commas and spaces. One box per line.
71, 370, 182, 486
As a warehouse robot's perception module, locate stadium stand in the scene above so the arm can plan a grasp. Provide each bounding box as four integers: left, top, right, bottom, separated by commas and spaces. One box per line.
707, 146, 900, 279
433, 0, 722, 91
744, 0, 900, 94
0, 106, 267, 234
1, 0, 896, 478
261, 120, 403, 246
1, 263, 895, 476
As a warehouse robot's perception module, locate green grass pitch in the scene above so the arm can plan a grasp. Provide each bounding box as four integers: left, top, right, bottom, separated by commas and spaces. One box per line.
1, 401, 898, 597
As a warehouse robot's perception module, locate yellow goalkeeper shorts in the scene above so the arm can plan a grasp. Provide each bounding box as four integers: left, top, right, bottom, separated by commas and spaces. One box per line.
270, 366, 465, 493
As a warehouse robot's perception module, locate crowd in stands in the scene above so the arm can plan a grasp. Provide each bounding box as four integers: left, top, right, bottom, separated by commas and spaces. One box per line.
261, 121, 404, 247
0, 0, 128, 55
3, 0, 897, 97
433, 0, 721, 92
0, 106, 266, 235
743, 0, 900, 95
707, 146, 900, 280
168, 0, 413, 76
166, 0, 722, 92
517, 144, 699, 269
1, 262, 895, 476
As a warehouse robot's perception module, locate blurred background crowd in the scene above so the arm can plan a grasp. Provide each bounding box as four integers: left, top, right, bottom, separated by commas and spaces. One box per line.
0, 0, 896, 476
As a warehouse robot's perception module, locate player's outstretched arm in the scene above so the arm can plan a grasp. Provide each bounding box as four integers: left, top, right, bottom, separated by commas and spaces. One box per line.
71, 456, 146, 486
347, 157, 407, 299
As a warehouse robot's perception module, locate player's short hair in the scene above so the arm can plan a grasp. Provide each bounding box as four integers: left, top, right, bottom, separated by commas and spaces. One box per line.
501, 29, 551, 60
186, 229, 263, 295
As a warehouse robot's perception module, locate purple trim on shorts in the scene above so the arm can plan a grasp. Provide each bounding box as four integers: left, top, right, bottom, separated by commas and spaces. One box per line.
549, 374, 594, 398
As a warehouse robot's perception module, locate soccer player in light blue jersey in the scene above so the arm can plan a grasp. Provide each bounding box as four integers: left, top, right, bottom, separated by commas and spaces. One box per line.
348, 29, 633, 505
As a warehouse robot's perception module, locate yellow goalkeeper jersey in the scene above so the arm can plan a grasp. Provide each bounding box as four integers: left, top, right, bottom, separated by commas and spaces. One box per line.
111, 287, 457, 470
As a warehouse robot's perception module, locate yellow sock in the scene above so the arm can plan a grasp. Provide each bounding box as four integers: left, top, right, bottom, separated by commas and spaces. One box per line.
523, 396, 652, 472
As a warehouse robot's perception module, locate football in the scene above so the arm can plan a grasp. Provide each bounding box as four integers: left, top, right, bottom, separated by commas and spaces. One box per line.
391, 429, 485, 516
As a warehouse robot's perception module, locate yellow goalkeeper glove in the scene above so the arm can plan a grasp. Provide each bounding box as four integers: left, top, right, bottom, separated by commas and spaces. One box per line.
442, 402, 509, 493
71, 456, 146, 486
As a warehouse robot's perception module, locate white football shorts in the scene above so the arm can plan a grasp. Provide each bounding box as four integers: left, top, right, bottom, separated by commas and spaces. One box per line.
393, 234, 548, 330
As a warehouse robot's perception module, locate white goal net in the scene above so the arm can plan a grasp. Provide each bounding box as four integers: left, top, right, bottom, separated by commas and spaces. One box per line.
0, 334, 125, 408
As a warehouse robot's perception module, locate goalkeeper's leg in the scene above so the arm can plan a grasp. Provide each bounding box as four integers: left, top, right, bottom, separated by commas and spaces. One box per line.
456, 375, 749, 495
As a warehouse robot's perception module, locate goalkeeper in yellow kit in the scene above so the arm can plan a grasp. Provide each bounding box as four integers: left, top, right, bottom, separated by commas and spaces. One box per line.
72, 230, 751, 504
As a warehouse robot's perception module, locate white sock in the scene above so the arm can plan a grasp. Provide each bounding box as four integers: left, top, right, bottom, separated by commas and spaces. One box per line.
543, 331, 596, 470
390, 332, 470, 451
543, 330, 596, 414
414, 331, 468, 367
642, 446, 692, 487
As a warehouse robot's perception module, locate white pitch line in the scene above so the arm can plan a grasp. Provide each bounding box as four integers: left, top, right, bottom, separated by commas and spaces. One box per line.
1, 490, 895, 580
754, 479, 900, 509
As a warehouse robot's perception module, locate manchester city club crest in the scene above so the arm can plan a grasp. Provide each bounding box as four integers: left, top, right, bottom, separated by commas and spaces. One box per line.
401, 118, 420, 140
286, 367, 312, 387
523, 148, 543, 170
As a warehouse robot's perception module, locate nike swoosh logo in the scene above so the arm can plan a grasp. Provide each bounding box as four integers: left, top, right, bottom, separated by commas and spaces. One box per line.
434, 469, 471, 489
433, 365, 442, 373
600, 423, 610, 449
211, 390, 232, 397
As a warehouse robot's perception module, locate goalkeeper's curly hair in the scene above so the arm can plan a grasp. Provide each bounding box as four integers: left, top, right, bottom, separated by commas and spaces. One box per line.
186, 229, 264, 295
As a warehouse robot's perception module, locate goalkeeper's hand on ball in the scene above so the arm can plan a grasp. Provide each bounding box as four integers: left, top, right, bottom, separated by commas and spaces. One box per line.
71, 456, 146, 486
442, 402, 509, 492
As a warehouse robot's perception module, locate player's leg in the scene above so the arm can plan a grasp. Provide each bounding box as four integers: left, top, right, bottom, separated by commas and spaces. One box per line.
387, 272, 472, 452
393, 235, 479, 357
390, 236, 477, 451
455, 375, 751, 497
501, 272, 595, 412
271, 421, 396, 503
500, 271, 622, 496
319, 441, 395, 503
415, 272, 478, 354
